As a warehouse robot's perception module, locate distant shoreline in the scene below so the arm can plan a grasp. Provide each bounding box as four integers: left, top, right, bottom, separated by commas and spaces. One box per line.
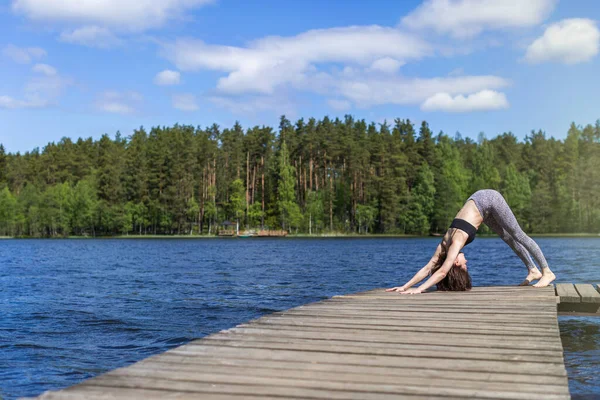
2, 233, 599, 240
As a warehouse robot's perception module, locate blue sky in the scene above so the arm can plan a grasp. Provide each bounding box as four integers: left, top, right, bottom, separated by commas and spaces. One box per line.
1, 0, 599, 153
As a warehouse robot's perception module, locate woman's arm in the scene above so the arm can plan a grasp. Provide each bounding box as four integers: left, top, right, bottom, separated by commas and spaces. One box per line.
386, 243, 442, 292
402, 240, 463, 294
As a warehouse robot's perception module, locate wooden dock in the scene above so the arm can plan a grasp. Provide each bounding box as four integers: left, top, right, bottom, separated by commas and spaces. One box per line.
556, 283, 600, 314
30, 286, 570, 400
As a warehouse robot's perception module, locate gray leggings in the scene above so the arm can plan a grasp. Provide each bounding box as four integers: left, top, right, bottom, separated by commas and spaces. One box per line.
468, 190, 549, 271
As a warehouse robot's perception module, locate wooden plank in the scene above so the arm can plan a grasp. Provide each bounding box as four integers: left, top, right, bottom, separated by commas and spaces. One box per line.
339, 293, 557, 299
555, 283, 581, 303
284, 309, 556, 324
195, 331, 561, 358
277, 310, 558, 324
137, 353, 569, 386
250, 319, 561, 337
335, 294, 553, 300
232, 323, 562, 345
231, 325, 561, 345
323, 302, 558, 309
113, 363, 570, 394
325, 296, 557, 302
260, 312, 561, 326
574, 283, 600, 303
268, 315, 559, 330
198, 337, 565, 363
298, 305, 557, 315
260, 314, 561, 330
28, 387, 292, 400
168, 346, 568, 376
331, 296, 557, 302
278, 304, 559, 314
220, 327, 564, 351
80, 374, 571, 400
101, 365, 570, 397
324, 298, 558, 307
38, 378, 455, 400
276, 312, 558, 324
322, 303, 557, 311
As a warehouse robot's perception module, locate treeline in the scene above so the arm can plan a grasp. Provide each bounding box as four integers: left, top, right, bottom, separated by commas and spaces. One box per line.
0, 116, 599, 237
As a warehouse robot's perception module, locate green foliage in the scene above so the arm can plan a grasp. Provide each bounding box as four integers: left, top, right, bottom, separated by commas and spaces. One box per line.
305, 190, 324, 234
71, 178, 98, 236
228, 179, 246, 223
0, 187, 18, 236
432, 136, 469, 232
277, 141, 301, 231
0, 117, 599, 237
401, 164, 436, 235
356, 203, 377, 234
247, 203, 264, 228
502, 164, 531, 225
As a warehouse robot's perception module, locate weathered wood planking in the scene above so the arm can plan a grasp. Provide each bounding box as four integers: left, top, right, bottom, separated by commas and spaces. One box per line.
556, 283, 600, 314
28, 286, 569, 400
574, 284, 600, 303
556, 283, 581, 303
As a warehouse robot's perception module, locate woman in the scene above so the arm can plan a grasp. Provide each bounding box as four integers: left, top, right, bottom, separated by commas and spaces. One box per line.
387, 189, 556, 294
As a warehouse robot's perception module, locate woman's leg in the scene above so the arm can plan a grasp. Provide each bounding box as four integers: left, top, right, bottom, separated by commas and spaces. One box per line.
487, 191, 555, 287
485, 217, 543, 285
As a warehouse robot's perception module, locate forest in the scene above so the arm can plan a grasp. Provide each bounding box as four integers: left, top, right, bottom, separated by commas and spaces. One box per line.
0, 115, 599, 237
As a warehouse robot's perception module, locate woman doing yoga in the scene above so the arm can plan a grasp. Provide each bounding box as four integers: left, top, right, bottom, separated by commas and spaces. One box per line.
387, 189, 556, 294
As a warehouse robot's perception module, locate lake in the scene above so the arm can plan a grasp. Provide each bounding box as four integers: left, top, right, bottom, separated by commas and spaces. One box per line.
1, 237, 599, 399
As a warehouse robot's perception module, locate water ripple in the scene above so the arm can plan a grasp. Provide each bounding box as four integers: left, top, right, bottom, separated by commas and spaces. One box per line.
0, 237, 599, 399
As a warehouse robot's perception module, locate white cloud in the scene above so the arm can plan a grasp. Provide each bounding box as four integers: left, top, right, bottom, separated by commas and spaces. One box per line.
0, 95, 49, 109
209, 95, 296, 117
59, 26, 123, 48
332, 74, 509, 108
206, 72, 508, 115
402, 0, 557, 38
1, 64, 72, 110
421, 89, 509, 112
100, 103, 133, 114
162, 26, 432, 94
161, 21, 514, 115
12, 0, 214, 32
448, 67, 465, 76
172, 93, 198, 111
96, 91, 142, 114
154, 70, 181, 86
32, 63, 57, 76
26, 74, 72, 100
525, 18, 600, 64
2, 44, 46, 64
369, 57, 403, 74
327, 99, 352, 111
100, 103, 134, 114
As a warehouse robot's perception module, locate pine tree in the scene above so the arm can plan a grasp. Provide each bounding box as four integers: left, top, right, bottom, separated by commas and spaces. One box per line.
0, 187, 17, 236
0, 144, 7, 187
277, 141, 301, 231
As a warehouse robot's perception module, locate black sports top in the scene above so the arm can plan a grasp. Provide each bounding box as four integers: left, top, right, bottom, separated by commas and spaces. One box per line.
449, 218, 477, 246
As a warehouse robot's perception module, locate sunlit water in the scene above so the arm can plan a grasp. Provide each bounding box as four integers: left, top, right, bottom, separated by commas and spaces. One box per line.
1, 237, 599, 399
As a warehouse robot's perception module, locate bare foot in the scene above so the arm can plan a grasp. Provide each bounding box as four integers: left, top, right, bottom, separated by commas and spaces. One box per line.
519, 269, 542, 286
533, 270, 556, 288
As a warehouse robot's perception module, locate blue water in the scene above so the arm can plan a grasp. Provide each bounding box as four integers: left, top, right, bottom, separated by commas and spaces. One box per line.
1, 237, 599, 399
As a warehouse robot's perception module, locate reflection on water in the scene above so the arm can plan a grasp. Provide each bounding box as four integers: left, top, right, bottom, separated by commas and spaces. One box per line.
559, 316, 600, 399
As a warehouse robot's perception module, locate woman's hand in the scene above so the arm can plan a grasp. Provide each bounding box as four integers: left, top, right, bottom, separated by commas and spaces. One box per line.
385, 286, 406, 292
400, 287, 423, 295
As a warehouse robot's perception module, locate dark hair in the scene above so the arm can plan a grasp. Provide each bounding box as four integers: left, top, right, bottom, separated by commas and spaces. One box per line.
432, 244, 472, 291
